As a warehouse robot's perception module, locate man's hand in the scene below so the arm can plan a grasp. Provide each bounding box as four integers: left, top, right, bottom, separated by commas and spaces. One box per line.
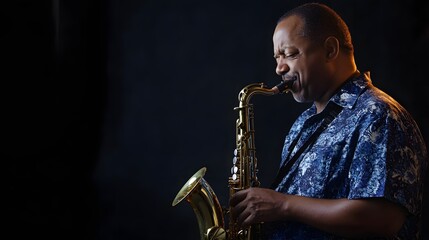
229, 187, 407, 238
229, 187, 289, 227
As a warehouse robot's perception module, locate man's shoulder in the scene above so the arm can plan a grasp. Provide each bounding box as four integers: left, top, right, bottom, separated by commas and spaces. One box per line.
355, 85, 410, 120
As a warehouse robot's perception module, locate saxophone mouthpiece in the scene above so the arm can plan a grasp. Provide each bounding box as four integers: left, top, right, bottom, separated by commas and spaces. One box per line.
271, 76, 297, 94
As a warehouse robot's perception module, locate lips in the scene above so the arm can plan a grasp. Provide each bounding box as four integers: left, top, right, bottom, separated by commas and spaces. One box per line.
281, 74, 298, 91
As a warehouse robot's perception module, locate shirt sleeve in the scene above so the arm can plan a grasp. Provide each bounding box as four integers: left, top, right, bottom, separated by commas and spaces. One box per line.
347, 108, 425, 216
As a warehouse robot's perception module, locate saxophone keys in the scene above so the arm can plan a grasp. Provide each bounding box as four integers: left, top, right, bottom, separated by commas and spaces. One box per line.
232, 173, 240, 181
229, 176, 240, 186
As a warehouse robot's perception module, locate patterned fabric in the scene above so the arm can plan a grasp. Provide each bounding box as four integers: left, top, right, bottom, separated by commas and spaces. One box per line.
263, 72, 428, 239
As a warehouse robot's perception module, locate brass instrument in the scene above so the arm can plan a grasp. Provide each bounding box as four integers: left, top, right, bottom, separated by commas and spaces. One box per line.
172, 79, 296, 240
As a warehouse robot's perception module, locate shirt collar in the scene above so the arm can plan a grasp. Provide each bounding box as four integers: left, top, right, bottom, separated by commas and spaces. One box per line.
329, 71, 371, 109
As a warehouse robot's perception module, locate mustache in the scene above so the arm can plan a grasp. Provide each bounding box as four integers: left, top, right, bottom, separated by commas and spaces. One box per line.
282, 75, 297, 82
272, 76, 297, 94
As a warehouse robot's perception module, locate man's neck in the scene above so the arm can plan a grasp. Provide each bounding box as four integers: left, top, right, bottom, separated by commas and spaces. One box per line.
314, 66, 358, 113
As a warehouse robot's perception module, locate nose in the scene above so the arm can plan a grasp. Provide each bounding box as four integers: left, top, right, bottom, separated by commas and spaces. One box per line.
276, 58, 289, 76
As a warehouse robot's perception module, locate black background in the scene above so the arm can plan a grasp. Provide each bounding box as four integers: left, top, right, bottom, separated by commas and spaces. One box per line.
3, 1, 428, 239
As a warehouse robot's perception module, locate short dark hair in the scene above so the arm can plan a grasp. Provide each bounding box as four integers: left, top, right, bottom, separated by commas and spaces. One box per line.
278, 3, 354, 54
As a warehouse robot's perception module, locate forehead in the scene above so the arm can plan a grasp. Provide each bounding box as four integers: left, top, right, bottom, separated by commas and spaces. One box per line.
273, 15, 306, 48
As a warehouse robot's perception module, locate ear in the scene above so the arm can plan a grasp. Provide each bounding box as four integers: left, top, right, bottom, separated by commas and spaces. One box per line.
324, 36, 339, 61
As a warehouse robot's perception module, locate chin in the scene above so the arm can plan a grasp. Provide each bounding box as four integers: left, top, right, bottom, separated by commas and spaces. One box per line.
292, 93, 308, 103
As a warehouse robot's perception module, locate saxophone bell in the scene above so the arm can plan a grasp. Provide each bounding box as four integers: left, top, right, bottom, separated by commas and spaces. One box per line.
172, 167, 226, 240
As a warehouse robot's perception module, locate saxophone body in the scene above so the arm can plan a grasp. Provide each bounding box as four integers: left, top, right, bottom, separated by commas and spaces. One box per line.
172, 80, 295, 240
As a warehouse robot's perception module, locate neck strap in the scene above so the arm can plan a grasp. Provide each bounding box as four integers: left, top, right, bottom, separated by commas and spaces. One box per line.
270, 103, 343, 189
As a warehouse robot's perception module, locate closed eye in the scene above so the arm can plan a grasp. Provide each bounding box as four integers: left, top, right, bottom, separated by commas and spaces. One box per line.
286, 52, 299, 58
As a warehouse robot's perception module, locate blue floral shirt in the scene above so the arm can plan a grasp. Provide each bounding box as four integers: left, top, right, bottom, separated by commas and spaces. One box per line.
263, 72, 428, 239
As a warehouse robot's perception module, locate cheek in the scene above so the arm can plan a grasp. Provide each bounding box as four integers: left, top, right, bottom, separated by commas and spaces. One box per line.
305, 57, 328, 81
296, 60, 317, 84
299, 61, 328, 98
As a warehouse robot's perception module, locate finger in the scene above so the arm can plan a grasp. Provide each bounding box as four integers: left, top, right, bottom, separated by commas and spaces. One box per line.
240, 204, 262, 228
236, 205, 252, 227
231, 197, 247, 220
229, 189, 249, 207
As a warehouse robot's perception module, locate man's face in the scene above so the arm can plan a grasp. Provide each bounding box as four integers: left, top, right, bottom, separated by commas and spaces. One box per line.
273, 15, 332, 103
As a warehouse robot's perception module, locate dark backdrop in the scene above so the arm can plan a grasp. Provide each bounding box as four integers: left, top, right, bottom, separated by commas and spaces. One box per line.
3, 1, 428, 239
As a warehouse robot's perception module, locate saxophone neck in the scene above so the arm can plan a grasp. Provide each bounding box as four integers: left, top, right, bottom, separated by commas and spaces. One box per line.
238, 79, 295, 106
237, 83, 275, 106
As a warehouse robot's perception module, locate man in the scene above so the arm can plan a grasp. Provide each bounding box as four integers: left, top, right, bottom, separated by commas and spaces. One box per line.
230, 3, 427, 239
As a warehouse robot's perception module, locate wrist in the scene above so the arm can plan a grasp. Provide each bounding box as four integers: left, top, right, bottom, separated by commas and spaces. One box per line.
279, 193, 293, 221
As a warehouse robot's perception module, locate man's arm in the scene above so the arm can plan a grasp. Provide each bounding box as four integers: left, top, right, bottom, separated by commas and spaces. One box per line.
230, 187, 407, 238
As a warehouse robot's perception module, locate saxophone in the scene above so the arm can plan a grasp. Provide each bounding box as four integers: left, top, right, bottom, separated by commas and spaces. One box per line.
172, 78, 296, 240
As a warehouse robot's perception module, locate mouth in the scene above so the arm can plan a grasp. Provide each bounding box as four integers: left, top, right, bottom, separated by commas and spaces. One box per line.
282, 74, 296, 82
272, 75, 298, 94
282, 74, 298, 90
